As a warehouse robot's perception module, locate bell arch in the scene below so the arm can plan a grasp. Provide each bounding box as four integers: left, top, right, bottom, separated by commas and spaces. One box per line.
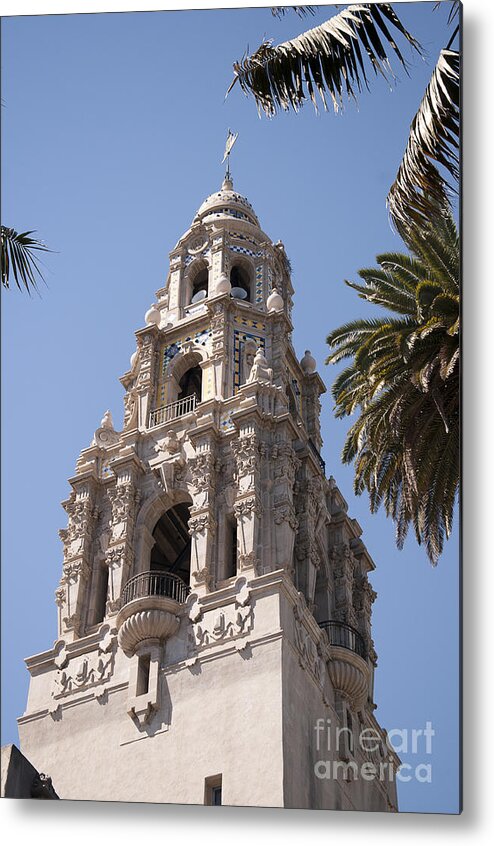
183, 257, 210, 308
164, 346, 208, 407
229, 255, 254, 302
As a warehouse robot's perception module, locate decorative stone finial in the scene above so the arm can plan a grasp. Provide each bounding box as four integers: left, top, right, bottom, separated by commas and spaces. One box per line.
92, 410, 119, 448
222, 176, 233, 191
145, 303, 161, 326
300, 350, 317, 374
266, 288, 284, 313
101, 410, 115, 430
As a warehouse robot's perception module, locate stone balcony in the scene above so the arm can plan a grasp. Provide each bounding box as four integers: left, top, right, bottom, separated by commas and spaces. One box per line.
319, 621, 370, 710
116, 571, 190, 656
148, 394, 197, 429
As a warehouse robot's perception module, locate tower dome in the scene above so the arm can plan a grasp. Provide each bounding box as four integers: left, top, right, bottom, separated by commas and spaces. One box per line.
194, 176, 260, 227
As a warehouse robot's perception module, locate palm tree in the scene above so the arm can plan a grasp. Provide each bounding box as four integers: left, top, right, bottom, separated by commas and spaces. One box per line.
228, 3, 460, 230
1, 225, 50, 293
326, 206, 459, 565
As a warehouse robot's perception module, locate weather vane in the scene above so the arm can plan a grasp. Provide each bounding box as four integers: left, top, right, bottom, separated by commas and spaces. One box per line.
221, 129, 238, 181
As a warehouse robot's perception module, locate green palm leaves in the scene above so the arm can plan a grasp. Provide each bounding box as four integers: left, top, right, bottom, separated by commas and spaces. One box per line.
1, 225, 50, 292
327, 209, 459, 565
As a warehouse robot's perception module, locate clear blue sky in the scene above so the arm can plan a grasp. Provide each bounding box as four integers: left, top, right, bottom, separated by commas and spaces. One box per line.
1, 3, 459, 813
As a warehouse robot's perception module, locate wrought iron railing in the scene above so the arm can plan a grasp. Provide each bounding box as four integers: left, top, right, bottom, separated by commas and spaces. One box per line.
149, 394, 197, 428
308, 438, 326, 474
319, 620, 367, 660
121, 570, 190, 607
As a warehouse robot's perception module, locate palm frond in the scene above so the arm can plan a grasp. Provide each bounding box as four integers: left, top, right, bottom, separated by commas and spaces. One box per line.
1, 225, 51, 293
387, 49, 460, 233
271, 6, 317, 19
433, 0, 460, 28
228, 3, 422, 116
327, 210, 459, 565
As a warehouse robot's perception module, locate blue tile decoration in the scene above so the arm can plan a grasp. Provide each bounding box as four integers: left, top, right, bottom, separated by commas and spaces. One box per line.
220, 412, 235, 431
234, 317, 266, 331
184, 248, 209, 268
230, 245, 263, 259
255, 265, 263, 304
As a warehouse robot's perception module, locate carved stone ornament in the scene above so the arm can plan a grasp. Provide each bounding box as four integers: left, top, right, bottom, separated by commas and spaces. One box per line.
237, 551, 261, 574
187, 229, 209, 255
52, 629, 117, 699
233, 496, 262, 520
246, 348, 273, 384
273, 503, 298, 531
155, 429, 183, 456
231, 434, 259, 477
188, 513, 217, 536
293, 615, 325, 689
188, 452, 217, 493
190, 604, 253, 650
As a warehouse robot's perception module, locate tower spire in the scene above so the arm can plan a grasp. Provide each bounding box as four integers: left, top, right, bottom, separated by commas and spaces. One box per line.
221, 128, 238, 186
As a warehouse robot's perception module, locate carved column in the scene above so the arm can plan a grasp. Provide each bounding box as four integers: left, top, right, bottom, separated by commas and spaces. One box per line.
57, 475, 99, 639
331, 541, 358, 629
294, 474, 325, 607
268, 311, 290, 389
270, 438, 299, 573
105, 452, 143, 616
188, 436, 218, 594
354, 573, 378, 665
303, 373, 324, 454
206, 299, 228, 399
231, 421, 263, 575
134, 326, 160, 429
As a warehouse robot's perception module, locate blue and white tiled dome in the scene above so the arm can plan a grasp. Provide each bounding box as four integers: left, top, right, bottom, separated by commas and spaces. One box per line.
195, 177, 260, 227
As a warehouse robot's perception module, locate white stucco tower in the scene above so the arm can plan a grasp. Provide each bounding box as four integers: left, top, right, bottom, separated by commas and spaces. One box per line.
18, 176, 399, 810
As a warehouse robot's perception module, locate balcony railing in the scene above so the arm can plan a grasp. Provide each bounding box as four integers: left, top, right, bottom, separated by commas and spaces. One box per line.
319, 620, 367, 660
308, 438, 326, 474
149, 394, 197, 428
121, 570, 190, 608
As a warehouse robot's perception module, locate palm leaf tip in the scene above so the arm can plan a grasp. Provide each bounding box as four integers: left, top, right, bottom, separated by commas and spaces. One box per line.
228, 3, 422, 116
271, 6, 317, 19
1, 225, 51, 292
387, 48, 460, 233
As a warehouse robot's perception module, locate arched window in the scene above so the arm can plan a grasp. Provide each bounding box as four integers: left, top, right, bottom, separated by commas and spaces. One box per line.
223, 515, 238, 580
190, 267, 209, 304
230, 264, 251, 302
178, 364, 202, 404
287, 384, 298, 417
87, 563, 109, 627
150, 502, 191, 586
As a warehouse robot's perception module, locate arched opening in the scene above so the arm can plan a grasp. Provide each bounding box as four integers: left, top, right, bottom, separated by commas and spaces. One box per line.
190, 267, 209, 304
287, 384, 298, 417
89, 563, 109, 627
150, 502, 191, 586
223, 515, 238, 580
230, 264, 251, 302
177, 364, 202, 404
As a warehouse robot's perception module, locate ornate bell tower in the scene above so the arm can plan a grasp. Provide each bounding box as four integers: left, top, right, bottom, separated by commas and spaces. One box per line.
18, 175, 399, 810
